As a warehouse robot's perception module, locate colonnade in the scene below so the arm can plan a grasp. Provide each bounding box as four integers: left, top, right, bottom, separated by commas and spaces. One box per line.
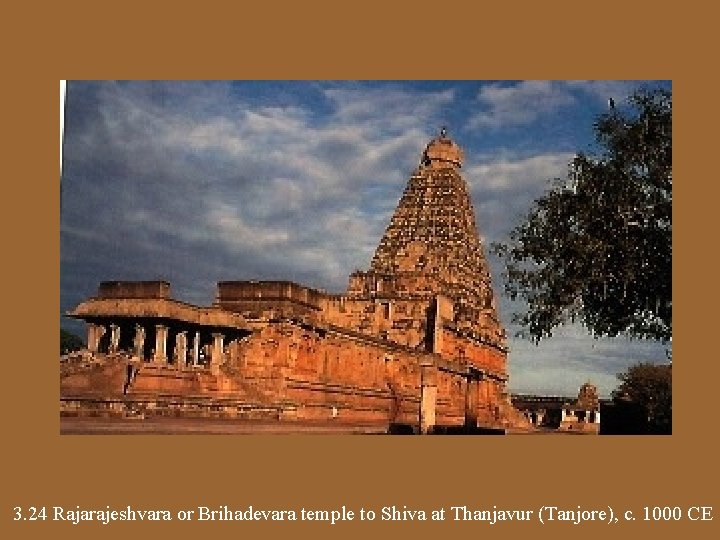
85, 321, 231, 370
524, 410, 546, 425
561, 408, 600, 424
520, 408, 601, 426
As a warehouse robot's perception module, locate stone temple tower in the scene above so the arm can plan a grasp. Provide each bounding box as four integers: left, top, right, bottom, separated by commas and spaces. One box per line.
65, 127, 521, 431
348, 128, 506, 351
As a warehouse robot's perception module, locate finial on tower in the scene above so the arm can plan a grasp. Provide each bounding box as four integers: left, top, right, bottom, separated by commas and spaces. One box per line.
421, 127, 463, 168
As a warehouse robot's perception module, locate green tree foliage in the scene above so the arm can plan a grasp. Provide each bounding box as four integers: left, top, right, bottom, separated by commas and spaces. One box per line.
493, 89, 671, 342
612, 362, 672, 434
61, 328, 84, 355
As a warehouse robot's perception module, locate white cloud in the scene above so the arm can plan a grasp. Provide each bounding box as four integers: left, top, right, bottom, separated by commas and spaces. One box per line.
207, 201, 290, 248
468, 81, 575, 129
565, 80, 640, 103
467, 153, 573, 192
323, 86, 455, 131
246, 106, 307, 130
465, 152, 574, 247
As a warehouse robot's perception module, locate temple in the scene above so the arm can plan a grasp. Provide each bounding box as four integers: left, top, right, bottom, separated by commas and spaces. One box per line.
512, 382, 602, 433
61, 130, 529, 433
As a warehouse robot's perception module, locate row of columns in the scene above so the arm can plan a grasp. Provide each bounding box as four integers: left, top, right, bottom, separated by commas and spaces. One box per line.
86, 322, 227, 369
525, 410, 546, 425
561, 408, 601, 424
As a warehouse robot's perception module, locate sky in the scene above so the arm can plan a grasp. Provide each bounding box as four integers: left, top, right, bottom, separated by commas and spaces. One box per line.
60, 80, 671, 398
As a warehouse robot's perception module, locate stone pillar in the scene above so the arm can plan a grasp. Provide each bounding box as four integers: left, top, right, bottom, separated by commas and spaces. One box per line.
420, 365, 437, 434
192, 331, 200, 366
109, 324, 120, 353
537, 411, 545, 425
595, 410, 601, 424
561, 408, 567, 422
584, 410, 590, 423
175, 331, 187, 369
87, 323, 102, 353
133, 324, 145, 359
210, 332, 225, 373
153, 324, 168, 363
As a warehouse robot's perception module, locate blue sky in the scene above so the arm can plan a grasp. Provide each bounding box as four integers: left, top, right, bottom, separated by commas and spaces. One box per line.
60, 80, 671, 397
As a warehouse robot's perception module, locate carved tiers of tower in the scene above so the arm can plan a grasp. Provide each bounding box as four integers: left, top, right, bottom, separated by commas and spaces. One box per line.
421, 127, 463, 169
347, 130, 505, 349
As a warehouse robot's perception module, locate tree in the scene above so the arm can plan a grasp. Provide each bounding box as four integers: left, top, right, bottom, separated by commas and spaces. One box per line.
493, 89, 671, 342
612, 362, 672, 434
61, 328, 84, 355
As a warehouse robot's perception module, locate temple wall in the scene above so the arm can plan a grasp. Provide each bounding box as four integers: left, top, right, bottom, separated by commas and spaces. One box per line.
216, 281, 325, 321
98, 280, 171, 299
434, 369, 467, 425
347, 271, 442, 299
63, 276, 516, 430
62, 317, 512, 429
438, 329, 507, 376
233, 322, 425, 425
61, 360, 130, 398
320, 296, 430, 349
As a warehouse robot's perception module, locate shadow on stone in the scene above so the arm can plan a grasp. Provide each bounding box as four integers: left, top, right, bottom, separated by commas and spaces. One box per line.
431, 425, 506, 435
388, 423, 416, 435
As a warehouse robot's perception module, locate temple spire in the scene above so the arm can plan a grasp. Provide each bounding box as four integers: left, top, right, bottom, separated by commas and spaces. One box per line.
349, 134, 504, 345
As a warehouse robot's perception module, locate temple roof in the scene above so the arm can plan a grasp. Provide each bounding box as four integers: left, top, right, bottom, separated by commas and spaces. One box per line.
68, 297, 249, 329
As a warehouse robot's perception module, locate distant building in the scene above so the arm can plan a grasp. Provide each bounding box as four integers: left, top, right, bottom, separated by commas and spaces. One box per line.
512, 382, 603, 434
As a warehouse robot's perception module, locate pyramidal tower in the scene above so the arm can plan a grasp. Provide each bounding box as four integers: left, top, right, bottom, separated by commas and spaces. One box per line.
348, 128, 506, 351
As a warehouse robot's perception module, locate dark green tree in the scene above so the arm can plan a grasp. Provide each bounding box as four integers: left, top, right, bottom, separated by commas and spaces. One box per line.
493, 89, 671, 342
612, 362, 672, 434
61, 328, 84, 355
